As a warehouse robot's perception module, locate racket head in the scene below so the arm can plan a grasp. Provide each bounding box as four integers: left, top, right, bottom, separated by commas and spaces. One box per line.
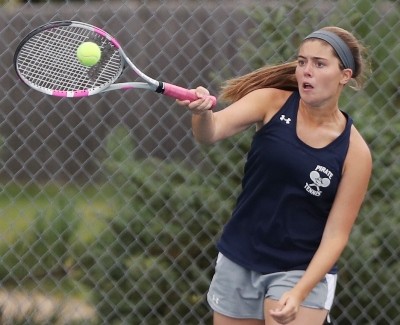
14, 20, 126, 97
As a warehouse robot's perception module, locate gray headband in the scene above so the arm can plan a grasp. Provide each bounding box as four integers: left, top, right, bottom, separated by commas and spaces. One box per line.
304, 30, 355, 72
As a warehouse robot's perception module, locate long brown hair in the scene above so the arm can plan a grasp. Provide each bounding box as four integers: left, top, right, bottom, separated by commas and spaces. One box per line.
219, 26, 368, 102
219, 61, 298, 102
321, 26, 368, 89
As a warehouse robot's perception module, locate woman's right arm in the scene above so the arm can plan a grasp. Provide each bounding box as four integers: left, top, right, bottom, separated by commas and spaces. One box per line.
180, 87, 292, 144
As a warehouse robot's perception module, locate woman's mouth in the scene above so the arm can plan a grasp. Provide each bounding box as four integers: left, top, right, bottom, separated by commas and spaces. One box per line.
303, 82, 314, 89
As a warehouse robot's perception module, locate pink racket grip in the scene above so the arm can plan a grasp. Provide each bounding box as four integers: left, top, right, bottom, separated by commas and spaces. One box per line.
163, 83, 217, 108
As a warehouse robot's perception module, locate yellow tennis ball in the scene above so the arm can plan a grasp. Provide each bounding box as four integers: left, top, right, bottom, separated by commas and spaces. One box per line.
76, 42, 101, 67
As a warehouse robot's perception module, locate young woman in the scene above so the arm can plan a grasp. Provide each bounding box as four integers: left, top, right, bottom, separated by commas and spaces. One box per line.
178, 26, 372, 325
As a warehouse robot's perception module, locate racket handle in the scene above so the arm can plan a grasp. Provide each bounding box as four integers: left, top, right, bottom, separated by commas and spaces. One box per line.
162, 83, 217, 108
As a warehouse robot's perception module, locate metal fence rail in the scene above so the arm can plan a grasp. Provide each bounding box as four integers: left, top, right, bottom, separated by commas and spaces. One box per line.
0, 1, 399, 324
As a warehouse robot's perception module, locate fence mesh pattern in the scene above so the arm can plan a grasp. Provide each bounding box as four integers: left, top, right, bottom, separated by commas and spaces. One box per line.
0, 1, 399, 324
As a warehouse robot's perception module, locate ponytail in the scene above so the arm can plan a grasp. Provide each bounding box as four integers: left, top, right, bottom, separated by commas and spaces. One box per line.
219, 61, 298, 102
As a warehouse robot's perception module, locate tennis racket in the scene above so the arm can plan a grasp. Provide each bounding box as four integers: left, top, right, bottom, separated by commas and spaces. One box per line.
13, 20, 217, 106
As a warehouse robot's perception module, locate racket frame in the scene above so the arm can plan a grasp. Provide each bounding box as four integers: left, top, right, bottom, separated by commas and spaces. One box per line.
14, 20, 216, 106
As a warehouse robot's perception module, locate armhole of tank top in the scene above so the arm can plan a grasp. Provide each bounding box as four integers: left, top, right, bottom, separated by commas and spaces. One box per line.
255, 91, 299, 135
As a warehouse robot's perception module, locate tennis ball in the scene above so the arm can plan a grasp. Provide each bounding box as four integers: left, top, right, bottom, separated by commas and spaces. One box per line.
76, 42, 101, 67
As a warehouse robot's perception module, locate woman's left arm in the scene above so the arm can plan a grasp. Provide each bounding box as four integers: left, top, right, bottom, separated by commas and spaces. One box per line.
270, 127, 372, 323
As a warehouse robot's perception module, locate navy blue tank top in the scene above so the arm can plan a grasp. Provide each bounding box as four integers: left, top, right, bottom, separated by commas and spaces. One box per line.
217, 91, 352, 274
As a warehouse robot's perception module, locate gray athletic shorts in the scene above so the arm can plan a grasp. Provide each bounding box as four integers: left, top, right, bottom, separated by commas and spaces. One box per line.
207, 253, 337, 320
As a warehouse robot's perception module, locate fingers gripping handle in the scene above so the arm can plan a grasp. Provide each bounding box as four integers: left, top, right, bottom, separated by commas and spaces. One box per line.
162, 83, 217, 108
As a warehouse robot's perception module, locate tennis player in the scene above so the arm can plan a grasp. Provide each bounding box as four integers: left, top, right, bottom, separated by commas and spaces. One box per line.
177, 26, 372, 325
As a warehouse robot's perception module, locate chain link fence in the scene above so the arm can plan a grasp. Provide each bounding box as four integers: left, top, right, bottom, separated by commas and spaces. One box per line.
0, 0, 399, 324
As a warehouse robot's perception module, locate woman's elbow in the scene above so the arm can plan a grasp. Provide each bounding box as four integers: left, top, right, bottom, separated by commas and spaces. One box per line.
192, 132, 217, 145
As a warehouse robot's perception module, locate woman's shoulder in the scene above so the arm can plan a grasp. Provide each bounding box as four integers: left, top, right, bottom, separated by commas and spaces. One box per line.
248, 88, 294, 124
345, 125, 372, 171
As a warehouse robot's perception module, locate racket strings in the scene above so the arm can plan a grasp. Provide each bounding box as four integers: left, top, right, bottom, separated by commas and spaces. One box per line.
16, 25, 123, 93
86, 35, 119, 82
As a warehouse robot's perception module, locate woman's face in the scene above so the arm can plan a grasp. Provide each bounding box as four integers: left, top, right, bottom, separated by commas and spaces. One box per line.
295, 39, 351, 108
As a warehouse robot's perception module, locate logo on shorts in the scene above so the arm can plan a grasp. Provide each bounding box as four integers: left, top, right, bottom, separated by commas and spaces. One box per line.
211, 294, 220, 305
304, 165, 332, 197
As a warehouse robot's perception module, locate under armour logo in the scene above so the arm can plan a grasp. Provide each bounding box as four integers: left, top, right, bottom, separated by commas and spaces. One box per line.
211, 294, 220, 305
280, 115, 291, 124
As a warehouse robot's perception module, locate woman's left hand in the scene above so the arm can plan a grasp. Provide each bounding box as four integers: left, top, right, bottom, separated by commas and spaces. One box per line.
269, 291, 301, 324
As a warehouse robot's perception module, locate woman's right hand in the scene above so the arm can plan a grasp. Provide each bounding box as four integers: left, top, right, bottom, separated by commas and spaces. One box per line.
176, 86, 214, 114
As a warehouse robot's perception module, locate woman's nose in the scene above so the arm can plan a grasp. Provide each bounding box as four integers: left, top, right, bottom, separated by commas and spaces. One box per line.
303, 62, 313, 75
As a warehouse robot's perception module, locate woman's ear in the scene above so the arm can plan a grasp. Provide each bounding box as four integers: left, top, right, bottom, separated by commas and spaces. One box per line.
340, 69, 353, 85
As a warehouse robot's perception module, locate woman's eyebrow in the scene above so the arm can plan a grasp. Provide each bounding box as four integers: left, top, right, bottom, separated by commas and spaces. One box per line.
297, 55, 328, 61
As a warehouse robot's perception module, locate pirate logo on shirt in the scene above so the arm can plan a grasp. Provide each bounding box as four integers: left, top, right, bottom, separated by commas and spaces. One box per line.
304, 165, 332, 197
